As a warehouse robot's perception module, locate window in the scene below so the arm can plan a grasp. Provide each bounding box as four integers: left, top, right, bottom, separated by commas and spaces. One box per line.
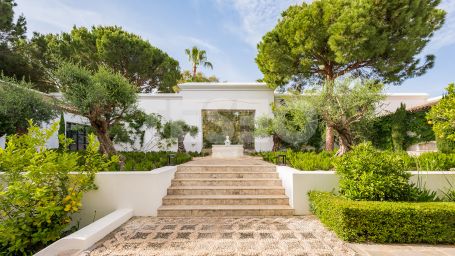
66, 122, 90, 151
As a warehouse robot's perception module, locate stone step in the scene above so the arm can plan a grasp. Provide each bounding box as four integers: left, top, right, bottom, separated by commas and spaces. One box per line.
162, 195, 290, 205
167, 186, 285, 195
175, 172, 279, 179
171, 178, 283, 186
177, 165, 276, 173
157, 205, 294, 217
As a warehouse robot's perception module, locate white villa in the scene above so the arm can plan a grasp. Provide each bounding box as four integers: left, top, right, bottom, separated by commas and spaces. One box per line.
0, 82, 442, 151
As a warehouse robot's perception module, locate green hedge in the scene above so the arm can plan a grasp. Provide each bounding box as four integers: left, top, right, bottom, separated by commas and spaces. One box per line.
309, 191, 455, 243
255, 150, 455, 171
254, 150, 334, 170
106, 151, 196, 171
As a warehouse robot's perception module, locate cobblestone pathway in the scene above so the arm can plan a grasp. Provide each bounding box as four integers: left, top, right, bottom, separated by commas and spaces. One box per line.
82, 216, 358, 256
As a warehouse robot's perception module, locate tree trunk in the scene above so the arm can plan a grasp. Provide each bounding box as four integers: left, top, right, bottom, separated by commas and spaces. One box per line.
90, 120, 117, 155
325, 126, 335, 151
335, 127, 353, 156
324, 75, 335, 151
177, 135, 186, 152
272, 134, 281, 152
192, 64, 197, 78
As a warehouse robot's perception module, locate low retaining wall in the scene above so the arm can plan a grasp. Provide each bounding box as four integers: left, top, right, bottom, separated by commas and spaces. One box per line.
73, 166, 177, 227
277, 166, 455, 215
36, 209, 133, 256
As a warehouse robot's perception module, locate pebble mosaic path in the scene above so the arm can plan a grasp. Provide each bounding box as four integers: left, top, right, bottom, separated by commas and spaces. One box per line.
82, 216, 358, 256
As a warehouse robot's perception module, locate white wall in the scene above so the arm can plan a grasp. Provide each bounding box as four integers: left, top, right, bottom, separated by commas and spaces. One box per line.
277, 166, 455, 215
73, 166, 176, 228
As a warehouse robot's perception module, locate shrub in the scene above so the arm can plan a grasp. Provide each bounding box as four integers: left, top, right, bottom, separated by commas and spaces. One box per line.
255, 150, 334, 170
309, 192, 455, 243
0, 122, 118, 254
334, 142, 413, 201
106, 151, 195, 171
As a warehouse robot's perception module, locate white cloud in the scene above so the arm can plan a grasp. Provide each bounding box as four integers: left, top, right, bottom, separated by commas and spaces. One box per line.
425, 0, 455, 53
178, 36, 221, 53
15, 0, 114, 36
217, 0, 302, 47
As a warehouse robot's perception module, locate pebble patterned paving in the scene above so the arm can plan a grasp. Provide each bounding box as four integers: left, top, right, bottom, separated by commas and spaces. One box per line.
82, 216, 358, 256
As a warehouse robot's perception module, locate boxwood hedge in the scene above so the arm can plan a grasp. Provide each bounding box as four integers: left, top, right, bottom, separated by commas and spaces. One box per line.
309, 191, 455, 243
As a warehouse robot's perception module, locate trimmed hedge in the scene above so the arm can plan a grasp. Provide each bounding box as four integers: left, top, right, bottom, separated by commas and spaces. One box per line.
309, 191, 455, 243
254, 150, 334, 170
106, 151, 196, 171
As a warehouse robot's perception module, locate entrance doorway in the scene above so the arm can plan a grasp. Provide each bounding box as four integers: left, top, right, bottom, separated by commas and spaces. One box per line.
201, 110, 255, 150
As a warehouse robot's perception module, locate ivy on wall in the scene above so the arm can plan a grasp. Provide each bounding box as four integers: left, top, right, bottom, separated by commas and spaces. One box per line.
366, 104, 435, 151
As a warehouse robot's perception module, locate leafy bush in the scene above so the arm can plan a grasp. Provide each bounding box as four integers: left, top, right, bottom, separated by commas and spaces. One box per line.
254, 150, 334, 170
106, 151, 196, 171
334, 142, 413, 201
309, 192, 455, 243
0, 122, 118, 254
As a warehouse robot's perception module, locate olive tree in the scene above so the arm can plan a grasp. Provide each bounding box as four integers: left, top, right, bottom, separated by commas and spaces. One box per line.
54, 62, 139, 155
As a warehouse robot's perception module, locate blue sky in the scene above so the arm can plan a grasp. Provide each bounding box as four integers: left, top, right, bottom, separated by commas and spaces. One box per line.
15, 0, 455, 97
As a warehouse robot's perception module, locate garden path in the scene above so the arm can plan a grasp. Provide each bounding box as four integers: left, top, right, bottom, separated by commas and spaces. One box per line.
82, 216, 357, 256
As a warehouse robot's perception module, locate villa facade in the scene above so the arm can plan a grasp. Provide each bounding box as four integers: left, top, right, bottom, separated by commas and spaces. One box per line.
0, 82, 442, 151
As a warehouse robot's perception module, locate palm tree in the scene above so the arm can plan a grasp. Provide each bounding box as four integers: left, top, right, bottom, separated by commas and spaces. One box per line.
185, 46, 213, 78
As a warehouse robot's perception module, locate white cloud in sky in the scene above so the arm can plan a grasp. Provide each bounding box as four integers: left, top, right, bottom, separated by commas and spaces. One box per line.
425, 0, 455, 53
217, 0, 302, 47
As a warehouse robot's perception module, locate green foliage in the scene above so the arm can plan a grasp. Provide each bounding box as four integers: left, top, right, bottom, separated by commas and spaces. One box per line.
0, 0, 36, 87
309, 192, 455, 243
185, 46, 213, 78
28, 26, 180, 92
256, 0, 445, 89
160, 120, 199, 152
55, 62, 145, 155
334, 142, 413, 201
108, 151, 194, 171
307, 79, 385, 154
255, 97, 320, 150
0, 78, 57, 136
391, 104, 407, 150
254, 150, 334, 171
427, 83, 455, 143
368, 106, 435, 150
0, 122, 118, 254
437, 137, 455, 153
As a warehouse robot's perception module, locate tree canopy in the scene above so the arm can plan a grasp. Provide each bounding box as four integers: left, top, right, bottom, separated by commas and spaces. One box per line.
185, 46, 213, 78
54, 62, 141, 155
0, 0, 36, 85
0, 77, 57, 136
29, 26, 181, 93
256, 0, 446, 90
307, 79, 385, 155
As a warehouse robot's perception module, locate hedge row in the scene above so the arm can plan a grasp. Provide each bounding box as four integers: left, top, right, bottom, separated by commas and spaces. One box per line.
308, 191, 455, 243
106, 151, 196, 171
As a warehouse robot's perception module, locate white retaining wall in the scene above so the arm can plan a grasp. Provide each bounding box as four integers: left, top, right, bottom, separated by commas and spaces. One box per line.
73, 166, 177, 228
277, 166, 455, 215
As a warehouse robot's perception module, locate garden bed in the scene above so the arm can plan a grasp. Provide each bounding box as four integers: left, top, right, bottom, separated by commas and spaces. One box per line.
308, 191, 455, 244
106, 151, 199, 171
255, 150, 455, 171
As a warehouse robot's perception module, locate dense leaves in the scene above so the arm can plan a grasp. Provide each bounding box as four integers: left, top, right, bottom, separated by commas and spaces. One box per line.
309, 192, 455, 243
0, 122, 118, 254
160, 120, 198, 152
28, 26, 181, 92
308, 79, 385, 155
335, 143, 413, 201
256, 0, 446, 89
0, 77, 56, 136
427, 84, 455, 143
54, 62, 144, 155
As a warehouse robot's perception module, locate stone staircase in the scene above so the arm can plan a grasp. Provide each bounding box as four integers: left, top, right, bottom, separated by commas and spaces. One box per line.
157, 158, 294, 217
